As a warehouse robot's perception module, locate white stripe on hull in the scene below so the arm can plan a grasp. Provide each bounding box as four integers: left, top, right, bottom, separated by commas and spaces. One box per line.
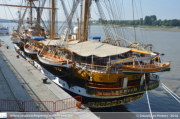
11, 39, 20, 44
24, 48, 37, 55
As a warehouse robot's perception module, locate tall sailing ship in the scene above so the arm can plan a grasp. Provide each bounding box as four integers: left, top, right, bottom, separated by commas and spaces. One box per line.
1, 0, 171, 108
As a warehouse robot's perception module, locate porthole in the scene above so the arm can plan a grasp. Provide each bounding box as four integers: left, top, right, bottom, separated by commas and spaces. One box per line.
79, 90, 80, 92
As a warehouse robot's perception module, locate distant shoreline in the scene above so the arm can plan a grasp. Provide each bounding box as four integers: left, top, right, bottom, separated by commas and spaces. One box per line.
1, 21, 180, 32
92, 25, 180, 32
125, 27, 180, 32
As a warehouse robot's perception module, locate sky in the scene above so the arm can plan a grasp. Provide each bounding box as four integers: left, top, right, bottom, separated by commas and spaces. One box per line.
0, 0, 180, 21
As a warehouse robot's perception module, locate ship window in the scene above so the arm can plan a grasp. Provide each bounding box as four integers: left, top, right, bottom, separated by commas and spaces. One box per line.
88, 76, 92, 81
79, 90, 80, 92
119, 78, 124, 87
88, 76, 90, 80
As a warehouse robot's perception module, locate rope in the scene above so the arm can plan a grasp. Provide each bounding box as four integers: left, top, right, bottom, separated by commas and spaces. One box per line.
97, 21, 134, 45
2, 0, 17, 24
135, 56, 142, 73
31, 2, 50, 35
91, 2, 144, 47
114, 0, 126, 46
56, 0, 81, 34
145, 78, 153, 119
132, 0, 137, 42
139, 0, 148, 45
134, 0, 144, 44
95, 0, 114, 40
161, 83, 180, 102
102, 0, 144, 45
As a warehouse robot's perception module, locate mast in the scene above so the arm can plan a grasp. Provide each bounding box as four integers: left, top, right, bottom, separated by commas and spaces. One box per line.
80, 0, 83, 41
82, 0, 90, 42
37, 7, 40, 36
77, 18, 79, 40
0, 0, 51, 34
51, 0, 55, 39
29, 0, 33, 26
17, 5, 28, 33
27, 0, 38, 26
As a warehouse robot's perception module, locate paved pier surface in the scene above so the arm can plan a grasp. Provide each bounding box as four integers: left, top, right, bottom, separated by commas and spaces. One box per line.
0, 41, 99, 119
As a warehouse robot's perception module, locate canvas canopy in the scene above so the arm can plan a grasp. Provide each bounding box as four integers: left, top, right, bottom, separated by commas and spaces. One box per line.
40, 40, 153, 57
67, 41, 131, 57
41, 39, 79, 46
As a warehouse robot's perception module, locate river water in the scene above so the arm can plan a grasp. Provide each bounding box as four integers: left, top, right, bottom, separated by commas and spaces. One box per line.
0, 23, 180, 118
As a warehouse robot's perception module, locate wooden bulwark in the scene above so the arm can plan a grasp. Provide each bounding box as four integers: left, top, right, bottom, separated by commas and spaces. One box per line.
86, 80, 159, 97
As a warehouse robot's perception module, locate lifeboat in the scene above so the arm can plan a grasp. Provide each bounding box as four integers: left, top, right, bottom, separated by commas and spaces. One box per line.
24, 43, 38, 54
24, 40, 44, 55
37, 47, 73, 68
10, 36, 20, 44
9, 28, 21, 44
122, 62, 171, 75
10, 32, 20, 44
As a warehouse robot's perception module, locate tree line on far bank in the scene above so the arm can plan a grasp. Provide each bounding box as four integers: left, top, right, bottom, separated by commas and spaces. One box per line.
93, 15, 180, 27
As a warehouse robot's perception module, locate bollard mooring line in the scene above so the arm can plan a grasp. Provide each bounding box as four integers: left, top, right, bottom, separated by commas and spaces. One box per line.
161, 83, 180, 103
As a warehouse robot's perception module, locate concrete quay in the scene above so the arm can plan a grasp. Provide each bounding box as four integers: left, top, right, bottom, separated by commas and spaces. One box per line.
0, 40, 99, 119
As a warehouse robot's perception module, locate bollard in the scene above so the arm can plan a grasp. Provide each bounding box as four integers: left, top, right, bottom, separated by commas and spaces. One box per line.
42, 77, 48, 83
17, 55, 19, 58
7, 46, 9, 49
76, 101, 81, 109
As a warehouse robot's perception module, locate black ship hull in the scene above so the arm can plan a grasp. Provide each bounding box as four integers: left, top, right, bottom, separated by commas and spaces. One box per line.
54, 86, 145, 108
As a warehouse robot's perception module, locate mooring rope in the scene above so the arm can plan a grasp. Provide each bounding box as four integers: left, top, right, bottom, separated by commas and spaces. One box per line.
145, 78, 153, 119
162, 83, 180, 102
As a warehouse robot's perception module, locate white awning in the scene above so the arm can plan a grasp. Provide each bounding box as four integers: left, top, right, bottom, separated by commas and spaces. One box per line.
67, 41, 131, 57
41, 39, 79, 46
40, 39, 58, 46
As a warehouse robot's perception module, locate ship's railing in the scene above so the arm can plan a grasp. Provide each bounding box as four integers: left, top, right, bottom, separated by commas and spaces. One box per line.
76, 61, 170, 74
77, 63, 122, 74
76, 63, 107, 73
86, 80, 159, 97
